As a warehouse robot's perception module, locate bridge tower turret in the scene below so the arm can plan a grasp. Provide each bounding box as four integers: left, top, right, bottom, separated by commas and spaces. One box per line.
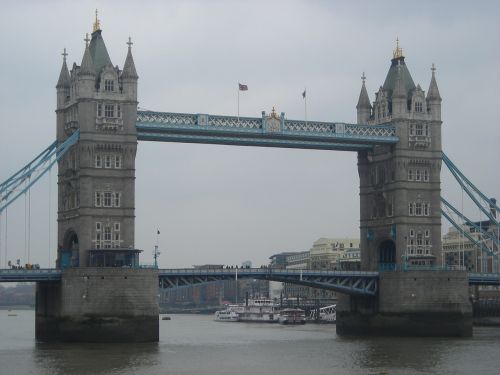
56, 15, 138, 268
357, 41, 443, 271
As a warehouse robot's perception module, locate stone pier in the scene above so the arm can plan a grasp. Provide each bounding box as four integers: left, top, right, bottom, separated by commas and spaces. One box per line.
36, 268, 159, 342
336, 270, 473, 337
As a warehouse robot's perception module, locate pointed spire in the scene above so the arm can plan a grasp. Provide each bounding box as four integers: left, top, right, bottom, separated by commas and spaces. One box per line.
356, 72, 371, 109
393, 37, 404, 59
93, 9, 101, 33
56, 48, 70, 88
427, 63, 441, 101
80, 34, 95, 76
392, 61, 406, 99
122, 36, 138, 79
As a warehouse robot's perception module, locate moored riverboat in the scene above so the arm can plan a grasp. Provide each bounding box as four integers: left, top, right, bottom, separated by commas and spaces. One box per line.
278, 308, 306, 325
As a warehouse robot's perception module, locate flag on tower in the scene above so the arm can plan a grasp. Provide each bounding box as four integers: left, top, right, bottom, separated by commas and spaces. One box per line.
239, 83, 248, 91
302, 89, 306, 99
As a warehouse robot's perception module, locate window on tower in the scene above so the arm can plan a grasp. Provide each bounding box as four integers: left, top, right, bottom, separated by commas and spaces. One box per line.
104, 80, 114, 92
105, 104, 114, 118
415, 102, 423, 112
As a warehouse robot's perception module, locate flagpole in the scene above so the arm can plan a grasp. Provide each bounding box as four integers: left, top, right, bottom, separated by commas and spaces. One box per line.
237, 83, 240, 123
304, 87, 308, 127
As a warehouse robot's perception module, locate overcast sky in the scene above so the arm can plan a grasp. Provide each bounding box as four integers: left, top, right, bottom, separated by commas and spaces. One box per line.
0, 0, 499, 269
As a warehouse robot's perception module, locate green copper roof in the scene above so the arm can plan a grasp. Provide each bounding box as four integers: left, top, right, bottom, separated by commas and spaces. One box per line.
89, 30, 112, 75
382, 57, 416, 99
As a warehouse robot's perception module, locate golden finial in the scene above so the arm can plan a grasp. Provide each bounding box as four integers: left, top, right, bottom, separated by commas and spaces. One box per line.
393, 37, 404, 59
93, 9, 101, 33
271, 106, 278, 118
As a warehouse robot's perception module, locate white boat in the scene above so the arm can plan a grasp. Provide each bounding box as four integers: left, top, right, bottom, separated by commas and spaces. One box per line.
278, 308, 306, 325
237, 298, 279, 323
214, 309, 239, 322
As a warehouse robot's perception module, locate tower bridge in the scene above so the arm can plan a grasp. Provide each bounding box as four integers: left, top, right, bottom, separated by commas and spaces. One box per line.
0, 17, 499, 342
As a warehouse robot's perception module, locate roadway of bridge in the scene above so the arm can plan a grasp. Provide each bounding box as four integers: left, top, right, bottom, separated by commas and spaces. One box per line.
0, 268, 499, 290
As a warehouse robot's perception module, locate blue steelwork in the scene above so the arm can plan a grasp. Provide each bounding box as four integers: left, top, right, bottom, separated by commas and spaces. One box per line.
442, 197, 499, 247
442, 152, 500, 226
440, 209, 498, 259
1, 268, 499, 289
468, 273, 500, 286
136, 110, 399, 151
0, 268, 61, 282
0, 130, 80, 214
158, 268, 379, 296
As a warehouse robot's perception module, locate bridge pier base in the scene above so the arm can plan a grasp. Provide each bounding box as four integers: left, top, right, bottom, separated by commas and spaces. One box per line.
336, 270, 472, 337
36, 268, 159, 342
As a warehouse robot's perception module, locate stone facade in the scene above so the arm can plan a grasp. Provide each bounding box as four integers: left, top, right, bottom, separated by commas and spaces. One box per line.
357, 45, 443, 271
56, 24, 138, 267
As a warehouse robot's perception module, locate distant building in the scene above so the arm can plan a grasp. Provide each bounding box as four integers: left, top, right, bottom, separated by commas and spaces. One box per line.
442, 221, 499, 272
339, 247, 361, 271
310, 237, 360, 270
269, 252, 299, 269
282, 251, 310, 298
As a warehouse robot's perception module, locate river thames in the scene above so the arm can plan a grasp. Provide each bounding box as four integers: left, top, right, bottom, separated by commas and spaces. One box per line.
1, 310, 499, 375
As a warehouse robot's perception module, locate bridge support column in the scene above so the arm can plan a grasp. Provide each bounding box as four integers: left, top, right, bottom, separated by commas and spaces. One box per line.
336, 270, 472, 337
36, 268, 159, 342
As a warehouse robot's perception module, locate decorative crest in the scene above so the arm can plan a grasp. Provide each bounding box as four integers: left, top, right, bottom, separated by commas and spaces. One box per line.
361, 72, 366, 84
266, 107, 281, 133
62, 48, 68, 60
431, 63, 436, 74
127, 36, 133, 49
393, 37, 404, 59
93, 9, 101, 32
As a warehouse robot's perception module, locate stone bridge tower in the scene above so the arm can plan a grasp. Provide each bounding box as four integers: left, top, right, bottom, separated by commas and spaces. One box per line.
38, 15, 158, 343
337, 44, 470, 337
55, 16, 138, 267
356, 41, 443, 271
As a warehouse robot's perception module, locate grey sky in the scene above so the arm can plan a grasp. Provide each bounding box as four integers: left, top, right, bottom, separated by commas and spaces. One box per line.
0, 0, 499, 268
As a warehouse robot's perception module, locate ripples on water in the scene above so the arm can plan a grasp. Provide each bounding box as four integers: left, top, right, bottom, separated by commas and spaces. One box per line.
1, 310, 499, 375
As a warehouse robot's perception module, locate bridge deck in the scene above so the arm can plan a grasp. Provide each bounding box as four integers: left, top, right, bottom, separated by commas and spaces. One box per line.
136, 110, 399, 151
1, 269, 499, 293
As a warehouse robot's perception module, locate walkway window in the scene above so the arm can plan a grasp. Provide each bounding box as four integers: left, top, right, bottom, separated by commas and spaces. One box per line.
97, 103, 102, 117
423, 169, 429, 181
115, 155, 122, 168
95, 154, 102, 168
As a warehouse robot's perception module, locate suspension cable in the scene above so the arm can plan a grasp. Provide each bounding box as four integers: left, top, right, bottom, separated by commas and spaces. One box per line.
0, 211, 2, 268
28, 181, 31, 264
4, 208, 7, 268
48, 168, 52, 268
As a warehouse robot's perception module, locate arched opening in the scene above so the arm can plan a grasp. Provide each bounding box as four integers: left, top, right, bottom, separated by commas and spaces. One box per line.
61, 229, 79, 268
378, 239, 396, 270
